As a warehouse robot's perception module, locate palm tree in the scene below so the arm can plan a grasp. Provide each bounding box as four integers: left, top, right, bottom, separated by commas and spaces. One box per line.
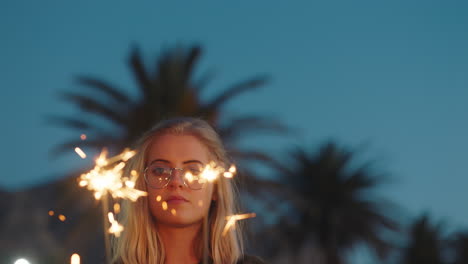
265, 142, 398, 264
399, 214, 447, 264
43, 44, 288, 261
448, 230, 468, 264
48, 45, 286, 157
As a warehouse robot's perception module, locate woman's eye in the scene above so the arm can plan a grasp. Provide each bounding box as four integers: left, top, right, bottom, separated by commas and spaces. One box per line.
152, 167, 168, 175
186, 166, 202, 175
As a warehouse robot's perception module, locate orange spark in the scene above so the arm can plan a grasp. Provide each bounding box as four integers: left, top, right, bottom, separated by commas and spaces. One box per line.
171, 209, 177, 216
114, 203, 121, 214
156, 195, 162, 202
162, 201, 168, 210
80, 134, 87, 140
58, 214, 66, 222
48, 210, 54, 216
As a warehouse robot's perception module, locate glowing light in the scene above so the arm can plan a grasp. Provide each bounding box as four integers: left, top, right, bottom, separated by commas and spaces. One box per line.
223, 165, 237, 178
171, 209, 177, 216
162, 201, 168, 210
14, 259, 30, 264
108, 212, 124, 237
48, 210, 54, 216
185, 172, 194, 182
222, 213, 256, 236
198, 200, 203, 207
70, 253, 80, 264
78, 149, 147, 201
80, 134, 87, 140
200, 162, 237, 182
74, 147, 87, 159
58, 214, 66, 222
114, 203, 121, 214
156, 195, 162, 202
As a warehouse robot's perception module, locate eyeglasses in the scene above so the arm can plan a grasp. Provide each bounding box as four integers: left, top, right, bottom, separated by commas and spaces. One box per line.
144, 163, 207, 190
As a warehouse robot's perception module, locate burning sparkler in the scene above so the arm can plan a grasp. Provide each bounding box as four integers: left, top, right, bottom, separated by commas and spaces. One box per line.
78, 148, 147, 201
199, 162, 237, 182
222, 213, 256, 236
75, 147, 147, 264
73, 147, 253, 264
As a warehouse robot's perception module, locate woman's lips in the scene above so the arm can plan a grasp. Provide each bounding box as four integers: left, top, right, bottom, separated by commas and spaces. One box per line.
165, 195, 189, 204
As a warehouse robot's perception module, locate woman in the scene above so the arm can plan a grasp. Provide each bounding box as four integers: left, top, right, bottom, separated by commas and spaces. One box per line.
112, 117, 265, 264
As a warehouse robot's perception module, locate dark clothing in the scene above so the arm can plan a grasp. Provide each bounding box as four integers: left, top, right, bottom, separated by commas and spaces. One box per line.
114, 254, 266, 264
198, 255, 266, 264
236, 255, 267, 264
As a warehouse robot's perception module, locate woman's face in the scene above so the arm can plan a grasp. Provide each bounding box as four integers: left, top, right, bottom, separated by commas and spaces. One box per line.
145, 133, 216, 227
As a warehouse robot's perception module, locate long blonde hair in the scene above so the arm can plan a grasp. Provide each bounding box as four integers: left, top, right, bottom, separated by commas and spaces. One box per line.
112, 117, 243, 264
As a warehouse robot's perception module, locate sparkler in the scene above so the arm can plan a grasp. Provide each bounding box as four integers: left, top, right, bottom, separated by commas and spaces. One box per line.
75, 147, 147, 264
78, 148, 147, 201
222, 213, 256, 236
73, 147, 254, 264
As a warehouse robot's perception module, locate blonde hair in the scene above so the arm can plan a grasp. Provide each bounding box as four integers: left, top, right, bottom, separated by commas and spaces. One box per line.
112, 117, 243, 264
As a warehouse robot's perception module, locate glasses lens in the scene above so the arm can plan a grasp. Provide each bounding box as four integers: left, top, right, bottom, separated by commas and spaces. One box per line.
183, 164, 206, 190
146, 164, 171, 188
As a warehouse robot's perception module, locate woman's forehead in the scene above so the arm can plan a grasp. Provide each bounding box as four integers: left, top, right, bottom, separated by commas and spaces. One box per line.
146, 134, 210, 163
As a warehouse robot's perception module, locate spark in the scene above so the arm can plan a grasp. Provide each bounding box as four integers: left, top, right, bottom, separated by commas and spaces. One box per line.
198, 200, 203, 207
70, 253, 80, 264
222, 213, 256, 236
48, 210, 54, 216
74, 147, 87, 159
80, 134, 87, 140
200, 162, 237, 182
162, 201, 168, 210
58, 214, 66, 222
171, 209, 177, 216
113, 203, 120, 214
78, 148, 147, 201
108, 212, 124, 237
156, 195, 162, 202
223, 165, 237, 178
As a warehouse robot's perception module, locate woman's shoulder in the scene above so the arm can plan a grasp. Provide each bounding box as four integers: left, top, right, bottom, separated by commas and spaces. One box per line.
236, 255, 267, 264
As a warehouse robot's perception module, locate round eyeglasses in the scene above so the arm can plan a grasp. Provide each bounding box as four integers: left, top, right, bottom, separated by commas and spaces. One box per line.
144, 163, 207, 190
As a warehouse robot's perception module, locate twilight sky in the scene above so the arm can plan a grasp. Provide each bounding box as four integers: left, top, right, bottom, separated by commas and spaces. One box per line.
1, 0, 467, 252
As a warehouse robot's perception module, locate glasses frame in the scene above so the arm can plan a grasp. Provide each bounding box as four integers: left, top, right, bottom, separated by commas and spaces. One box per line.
143, 164, 205, 190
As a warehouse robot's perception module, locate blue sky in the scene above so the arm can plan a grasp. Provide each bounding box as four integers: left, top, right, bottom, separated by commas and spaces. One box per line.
1, 0, 467, 251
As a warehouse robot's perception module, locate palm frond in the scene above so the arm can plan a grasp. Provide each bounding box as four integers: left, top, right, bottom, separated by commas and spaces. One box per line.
76, 76, 130, 104
59, 92, 126, 126
129, 46, 152, 96
205, 76, 269, 111
45, 115, 94, 130
219, 115, 291, 143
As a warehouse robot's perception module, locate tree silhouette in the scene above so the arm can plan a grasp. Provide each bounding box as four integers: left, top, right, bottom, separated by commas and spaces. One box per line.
449, 231, 468, 264
50, 45, 287, 155
264, 142, 398, 264
400, 214, 447, 264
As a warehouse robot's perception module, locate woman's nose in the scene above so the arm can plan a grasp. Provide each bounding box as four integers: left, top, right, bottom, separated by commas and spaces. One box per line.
168, 169, 185, 188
